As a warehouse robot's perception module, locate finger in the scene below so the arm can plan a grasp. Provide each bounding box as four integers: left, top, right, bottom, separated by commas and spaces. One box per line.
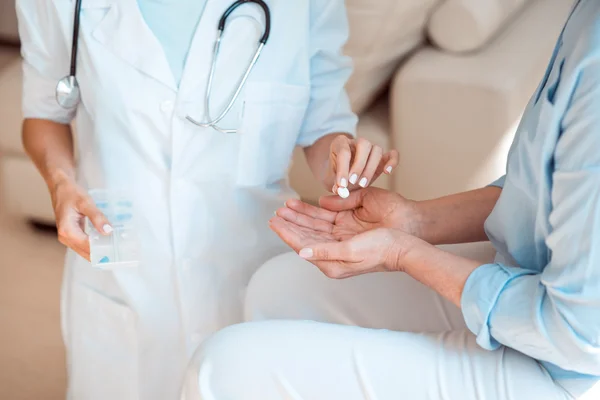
382, 150, 400, 175
78, 197, 113, 235
333, 139, 352, 188
285, 198, 337, 223
269, 217, 312, 252
348, 138, 372, 185
319, 190, 364, 211
70, 240, 91, 262
358, 146, 383, 188
332, 183, 350, 200
276, 207, 334, 233
269, 216, 337, 253
336, 186, 350, 199
64, 242, 90, 261
57, 219, 91, 261
298, 241, 350, 262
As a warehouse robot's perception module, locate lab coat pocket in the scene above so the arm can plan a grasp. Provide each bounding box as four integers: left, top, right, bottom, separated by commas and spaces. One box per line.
68, 283, 139, 400
237, 82, 310, 186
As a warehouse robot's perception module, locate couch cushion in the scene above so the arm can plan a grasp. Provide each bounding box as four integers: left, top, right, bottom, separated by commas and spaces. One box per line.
391, 0, 573, 200
427, 0, 533, 53
344, 0, 439, 114
0, 54, 24, 155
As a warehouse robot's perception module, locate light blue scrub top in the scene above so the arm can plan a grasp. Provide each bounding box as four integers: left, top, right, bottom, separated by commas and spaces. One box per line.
461, 0, 600, 391
138, 0, 207, 86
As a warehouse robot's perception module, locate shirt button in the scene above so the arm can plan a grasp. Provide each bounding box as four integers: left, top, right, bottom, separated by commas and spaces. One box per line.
160, 100, 174, 113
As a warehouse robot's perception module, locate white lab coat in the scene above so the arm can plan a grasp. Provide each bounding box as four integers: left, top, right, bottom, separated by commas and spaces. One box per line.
15, 0, 357, 399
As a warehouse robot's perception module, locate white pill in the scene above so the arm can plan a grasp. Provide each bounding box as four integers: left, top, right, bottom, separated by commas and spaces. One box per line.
337, 187, 350, 199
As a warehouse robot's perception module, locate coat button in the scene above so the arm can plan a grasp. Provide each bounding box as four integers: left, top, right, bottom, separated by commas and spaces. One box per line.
160, 100, 174, 113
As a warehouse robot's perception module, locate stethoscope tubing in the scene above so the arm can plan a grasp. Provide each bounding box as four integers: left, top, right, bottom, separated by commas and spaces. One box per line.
187, 0, 271, 132
58, 0, 271, 134
70, 0, 83, 77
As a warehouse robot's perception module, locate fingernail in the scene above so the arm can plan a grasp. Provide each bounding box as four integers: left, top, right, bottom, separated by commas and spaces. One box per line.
339, 178, 347, 188
299, 248, 313, 259
359, 177, 368, 188
385, 166, 393, 174
349, 173, 358, 185
337, 187, 350, 199
102, 224, 113, 234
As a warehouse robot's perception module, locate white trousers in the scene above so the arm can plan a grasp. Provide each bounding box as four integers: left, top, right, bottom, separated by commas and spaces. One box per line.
181, 243, 583, 400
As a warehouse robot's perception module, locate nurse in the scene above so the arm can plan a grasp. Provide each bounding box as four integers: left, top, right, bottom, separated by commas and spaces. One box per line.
16, 0, 397, 399
181, 0, 600, 399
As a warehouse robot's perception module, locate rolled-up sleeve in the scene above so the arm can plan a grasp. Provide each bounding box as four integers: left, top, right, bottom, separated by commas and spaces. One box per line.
461, 61, 600, 376
296, 0, 358, 147
488, 175, 506, 188
16, 1, 76, 124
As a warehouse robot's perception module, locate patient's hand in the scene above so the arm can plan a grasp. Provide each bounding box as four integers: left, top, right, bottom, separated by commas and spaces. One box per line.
269, 214, 417, 278
275, 187, 421, 241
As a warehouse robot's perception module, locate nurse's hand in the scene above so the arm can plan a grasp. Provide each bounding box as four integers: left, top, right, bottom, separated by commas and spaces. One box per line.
269, 216, 417, 278
275, 187, 421, 241
51, 178, 112, 261
327, 136, 399, 196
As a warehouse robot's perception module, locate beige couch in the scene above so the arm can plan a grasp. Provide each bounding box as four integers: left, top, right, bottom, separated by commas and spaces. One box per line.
0, 0, 573, 225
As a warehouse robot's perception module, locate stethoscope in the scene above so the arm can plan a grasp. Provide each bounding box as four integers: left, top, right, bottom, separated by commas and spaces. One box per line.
56, 0, 271, 134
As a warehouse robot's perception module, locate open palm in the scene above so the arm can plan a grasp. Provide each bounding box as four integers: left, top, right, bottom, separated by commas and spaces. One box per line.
268, 214, 338, 253
269, 216, 402, 278
276, 187, 417, 241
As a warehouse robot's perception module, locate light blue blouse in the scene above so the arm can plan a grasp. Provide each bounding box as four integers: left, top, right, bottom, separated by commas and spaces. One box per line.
137, 0, 207, 86
461, 0, 600, 392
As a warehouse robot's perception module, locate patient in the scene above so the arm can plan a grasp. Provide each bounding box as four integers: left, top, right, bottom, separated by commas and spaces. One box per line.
180, 1, 600, 398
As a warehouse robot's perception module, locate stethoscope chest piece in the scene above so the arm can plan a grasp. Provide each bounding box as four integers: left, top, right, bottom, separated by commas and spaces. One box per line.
56, 75, 81, 109
57, 0, 83, 109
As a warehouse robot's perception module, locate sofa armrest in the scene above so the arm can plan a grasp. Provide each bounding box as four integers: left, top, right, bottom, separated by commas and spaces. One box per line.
389, 0, 572, 201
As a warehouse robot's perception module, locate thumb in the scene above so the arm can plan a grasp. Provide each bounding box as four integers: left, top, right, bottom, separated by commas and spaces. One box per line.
319, 189, 364, 211
78, 197, 113, 235
298, 241, 349, 261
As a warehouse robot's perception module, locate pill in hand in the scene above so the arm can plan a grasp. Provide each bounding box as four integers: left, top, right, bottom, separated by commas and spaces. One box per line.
337, 187, 350, 199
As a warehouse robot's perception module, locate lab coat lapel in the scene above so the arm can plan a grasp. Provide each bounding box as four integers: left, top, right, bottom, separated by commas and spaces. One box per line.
177, 0, 221, 103
89, 0, 177, 91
